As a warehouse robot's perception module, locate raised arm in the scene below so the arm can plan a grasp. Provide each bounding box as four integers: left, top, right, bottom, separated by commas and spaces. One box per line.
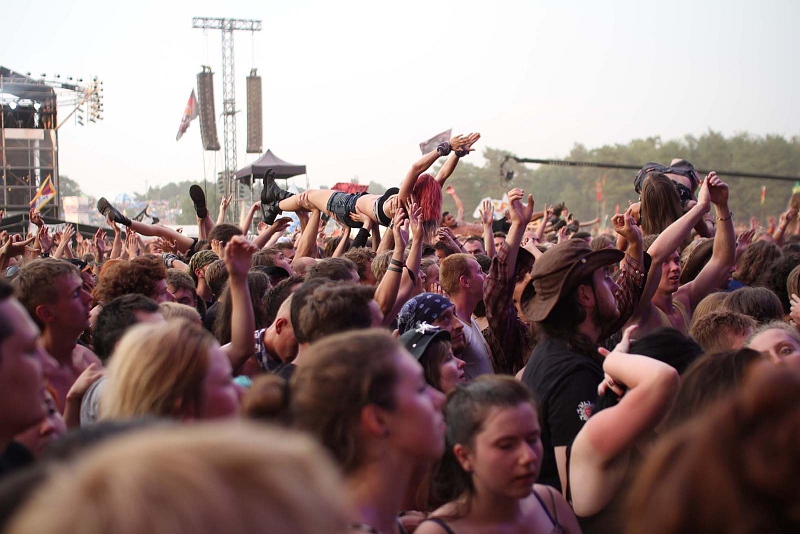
505, 189, 534, 279
479, 200, 497, 257
681, 173, 735, 310
398, 133, 477, 204
446, 185, 466, 222
220, 236, 258, 370
568, 325, 679, 515
241, 201, 260, 235
434, 132, 480, 185
331, 224, 351, 258
375, 209, 409, 324
216, 193, 232, 226
252, 217, 292, 249
293, 209, 321, 260
773, 207, 797, 247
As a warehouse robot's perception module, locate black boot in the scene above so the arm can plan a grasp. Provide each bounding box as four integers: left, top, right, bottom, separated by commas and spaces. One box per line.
261, 170, 294, 205
189, 185, 208, 219
261, 203, 282, 225
97, 197, 131, 227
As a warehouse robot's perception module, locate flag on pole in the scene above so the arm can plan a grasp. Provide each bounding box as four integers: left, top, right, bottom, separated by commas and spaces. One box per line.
761, 186, 766, 206
176, 90, 199, 141
419, 129, 452, 154
29, 175, 57, 213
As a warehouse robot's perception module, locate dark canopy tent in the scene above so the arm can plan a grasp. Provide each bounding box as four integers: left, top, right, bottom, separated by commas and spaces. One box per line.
235, 149, 306, 184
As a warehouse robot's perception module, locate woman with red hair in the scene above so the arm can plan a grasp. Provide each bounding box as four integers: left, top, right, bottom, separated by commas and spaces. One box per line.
260, 133, 480, 241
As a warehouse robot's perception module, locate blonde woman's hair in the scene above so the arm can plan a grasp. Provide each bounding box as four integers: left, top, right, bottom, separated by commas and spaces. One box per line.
159, 302, 202, 324
101, 319, 215, 420
7, 422, 349, 534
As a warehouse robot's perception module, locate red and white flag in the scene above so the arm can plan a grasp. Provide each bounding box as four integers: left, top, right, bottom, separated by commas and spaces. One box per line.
419, 129, 452, 154
176, 90, 199, 141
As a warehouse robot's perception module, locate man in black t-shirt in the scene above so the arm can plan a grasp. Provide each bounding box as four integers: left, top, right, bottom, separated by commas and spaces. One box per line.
520, 240, 624, 492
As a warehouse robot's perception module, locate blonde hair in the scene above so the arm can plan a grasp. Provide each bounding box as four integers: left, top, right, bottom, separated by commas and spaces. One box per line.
159, 302, 202, 324
101, 319, 216, 420
7, 422, 349, 534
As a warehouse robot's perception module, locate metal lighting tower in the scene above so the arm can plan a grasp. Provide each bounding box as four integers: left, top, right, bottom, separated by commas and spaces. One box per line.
192, 17, 262, 211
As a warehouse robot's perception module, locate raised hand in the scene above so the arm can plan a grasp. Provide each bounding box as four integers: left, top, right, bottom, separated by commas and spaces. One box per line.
557, 226, 568, 244
750, 216, 759, 231
29, 208, 44, 227
705, 172, 729, 207
223, 235, 259, 278
696, 176, 712, 210
599, 324, 638, 359
392, 207, 410, 249
445, 185, 456, 195
462, 132, 481, 152
220, 193, 233, 212
0, 234, 36, 258
125, 230, 140, 258
737, 228, 755, 248
781, 207, 798, 227
791, 294, 800, 326
93, 228, 106, 257
612, 208, 642, 244
406, 199, 423, 241
349, 206, 373, 229
38, 226, 53, 253
479, 199, 494, 226
507, 188, 534, 225
295, 191, 316, 212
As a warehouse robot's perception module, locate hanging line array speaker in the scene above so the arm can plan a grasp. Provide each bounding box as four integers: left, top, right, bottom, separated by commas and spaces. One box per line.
246, 69, 262, 154
197, 67, 220, 151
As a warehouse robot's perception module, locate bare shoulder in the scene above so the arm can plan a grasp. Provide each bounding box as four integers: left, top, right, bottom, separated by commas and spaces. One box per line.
533, 484, 582, 533
73, 344, 101, 367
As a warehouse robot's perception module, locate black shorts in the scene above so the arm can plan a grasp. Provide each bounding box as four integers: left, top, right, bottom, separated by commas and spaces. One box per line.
326, 191, 366, 228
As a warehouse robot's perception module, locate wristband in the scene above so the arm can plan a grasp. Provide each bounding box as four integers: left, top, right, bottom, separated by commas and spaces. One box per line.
162, 253, 178, 268
715, 212, 733, 222
454, 147, 469, 157
436, 142, 452, 157
387, 266, 403, 274
390, 258, 404, 268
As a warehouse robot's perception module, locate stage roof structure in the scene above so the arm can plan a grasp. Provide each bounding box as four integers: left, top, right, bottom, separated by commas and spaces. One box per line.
235, 149, 306, 184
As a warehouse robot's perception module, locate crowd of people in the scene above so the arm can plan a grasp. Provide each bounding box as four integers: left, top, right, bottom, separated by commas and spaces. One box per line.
1, 134, 800, 533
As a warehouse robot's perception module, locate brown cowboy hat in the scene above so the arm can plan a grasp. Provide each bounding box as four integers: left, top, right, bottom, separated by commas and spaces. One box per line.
521, 239, 623, 322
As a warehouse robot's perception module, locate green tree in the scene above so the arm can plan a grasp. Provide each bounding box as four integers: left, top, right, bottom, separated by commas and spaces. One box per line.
58, 175, 82, 197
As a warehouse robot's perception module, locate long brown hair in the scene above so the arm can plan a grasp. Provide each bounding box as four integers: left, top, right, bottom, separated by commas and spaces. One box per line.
640, 172, 684, 236
290, 330, 401, 474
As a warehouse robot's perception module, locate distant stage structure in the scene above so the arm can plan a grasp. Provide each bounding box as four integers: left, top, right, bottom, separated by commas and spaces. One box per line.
0, 66, 103, 218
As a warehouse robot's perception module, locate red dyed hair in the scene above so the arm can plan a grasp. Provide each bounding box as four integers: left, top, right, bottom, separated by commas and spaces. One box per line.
412, 173, 443, 239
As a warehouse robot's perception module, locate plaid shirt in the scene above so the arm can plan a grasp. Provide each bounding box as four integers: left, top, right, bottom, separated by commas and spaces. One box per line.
253, 328, 283, 372
484, 243, 649, 373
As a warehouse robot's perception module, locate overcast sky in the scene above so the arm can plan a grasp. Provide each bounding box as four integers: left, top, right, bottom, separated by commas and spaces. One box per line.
5, 0, 799, 199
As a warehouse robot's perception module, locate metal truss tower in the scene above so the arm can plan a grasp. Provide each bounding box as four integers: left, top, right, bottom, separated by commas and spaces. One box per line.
192, 17, 262, 213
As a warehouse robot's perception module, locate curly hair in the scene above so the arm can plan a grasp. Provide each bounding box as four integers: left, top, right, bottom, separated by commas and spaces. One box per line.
344, 247, 377, 283
733, 240, 781, 287
93, 255, 167, 305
